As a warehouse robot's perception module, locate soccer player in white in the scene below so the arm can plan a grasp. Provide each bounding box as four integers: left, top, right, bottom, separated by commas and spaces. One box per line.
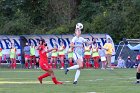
65, 28, 93, 84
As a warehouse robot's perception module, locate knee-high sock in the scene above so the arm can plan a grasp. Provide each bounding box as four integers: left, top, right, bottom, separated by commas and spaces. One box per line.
25, 62, 28, 68
39, 73, 50, 79
86, 61, 89, 68
74, 69, 80, 82
52, 77, 60, 84
69, 61, 73, 66
136, 72, 140, 80
67, 65, 79, 70
30, 60, 32, 68
61, 62, 64, 68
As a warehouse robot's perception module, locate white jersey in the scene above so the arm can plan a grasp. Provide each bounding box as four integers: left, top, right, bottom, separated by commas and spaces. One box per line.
72, 36, 87, 60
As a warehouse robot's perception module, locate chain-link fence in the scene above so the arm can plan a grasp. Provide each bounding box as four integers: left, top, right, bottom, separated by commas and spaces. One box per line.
115, 45, 138, 61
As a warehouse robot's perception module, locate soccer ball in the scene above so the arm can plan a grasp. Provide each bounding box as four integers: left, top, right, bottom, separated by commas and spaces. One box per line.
76, 23, 83, 30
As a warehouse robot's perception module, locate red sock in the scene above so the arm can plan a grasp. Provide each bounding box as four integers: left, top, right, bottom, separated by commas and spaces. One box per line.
11, 63, 13, 69
25, 62, 28, 68
52, 77, 57, 84
61, 62, 64, 68
30, 61, 32, 68
13, 63, 16, 69
86, 62, 89, 68
50, 62, 53, 68
54, 62, 57, 68
52, 77, 62, 84
39, 73, 50, 79
69, 61, 73, 66
94, 62, 97, 69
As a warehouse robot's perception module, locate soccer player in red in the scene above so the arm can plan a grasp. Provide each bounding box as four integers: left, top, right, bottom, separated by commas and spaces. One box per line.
37, 39, 63, 85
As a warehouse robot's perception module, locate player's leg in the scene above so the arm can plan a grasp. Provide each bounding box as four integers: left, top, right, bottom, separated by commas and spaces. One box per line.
69, 58, 73, 66
54, 57, 57, 69
73, 58, 83, 84
60, 56, 64, 69
135, 64, 140, 84
85, 56, 88, 68
24, 55, 29, 69
65, 53, 81, 74
10, 58, 14, 69
33, 55, 36, 68
29, 56, 33, 68
38, 64, 51, 84
106, 54, 111, 68
50, 57, 53, 68
13, 58, 16, 69
47, 68, 63, 84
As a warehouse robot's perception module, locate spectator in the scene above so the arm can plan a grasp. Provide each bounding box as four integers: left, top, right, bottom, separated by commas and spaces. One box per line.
98, 46, 106, 69
103, 38, 114, 69
117, 56, 126, 68
126, 56, 134, 68
24, 43, 30, 69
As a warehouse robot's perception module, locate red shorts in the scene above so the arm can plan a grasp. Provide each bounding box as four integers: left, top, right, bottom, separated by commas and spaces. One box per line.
84, 55, 91, 59
51, 56, 57, 58
93, 56, 100, 60
25, 55, 30, 59
59, 55, 65, 58
40, 63, 51, 71
30, 55, 36, 59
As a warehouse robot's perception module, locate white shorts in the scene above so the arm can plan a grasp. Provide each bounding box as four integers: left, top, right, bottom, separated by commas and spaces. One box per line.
101, 56, 106, 61
73, 52, 83, 62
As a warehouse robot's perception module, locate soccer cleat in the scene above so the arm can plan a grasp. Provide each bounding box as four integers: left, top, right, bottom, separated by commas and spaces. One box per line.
60, 67, 64, 70
134, 81, 140, 84
73, 81, 77, 85
55, 81, 63, 85
38, 77, 42, 84
65, 69, 69, 75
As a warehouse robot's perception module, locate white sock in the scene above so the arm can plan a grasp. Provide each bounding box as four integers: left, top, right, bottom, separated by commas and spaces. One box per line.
74, 69, 80, 82
67, 65, 79, 70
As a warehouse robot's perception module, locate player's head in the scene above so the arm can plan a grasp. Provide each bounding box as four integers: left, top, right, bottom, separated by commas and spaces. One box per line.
11, 43, 15, 48
75, 28, 81, 37
30, 43, 34, 46
107, 38, 111, 43
127, 56, 131, 59
98, 45, 102, 49
40, 39, 45, 45
25, 42, 28, 46
60, 41, 64, 46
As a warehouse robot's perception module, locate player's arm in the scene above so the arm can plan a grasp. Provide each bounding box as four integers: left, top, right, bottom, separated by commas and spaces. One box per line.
102, 44, 108, 51
44, 47, 57, 53
58, 46, 65, 51
82, 37, 93, 45
85, 41, 94, 45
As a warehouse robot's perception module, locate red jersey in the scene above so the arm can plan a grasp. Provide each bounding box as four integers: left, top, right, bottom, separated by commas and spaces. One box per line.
39, 45, 48, 65
0, 48, 2, 52
136, 55, 140, 61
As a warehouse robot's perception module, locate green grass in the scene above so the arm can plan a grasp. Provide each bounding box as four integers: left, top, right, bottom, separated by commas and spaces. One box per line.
0, 68, 140, 93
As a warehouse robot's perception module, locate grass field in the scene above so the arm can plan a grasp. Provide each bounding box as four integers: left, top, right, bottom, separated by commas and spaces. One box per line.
0, 68, 140, 93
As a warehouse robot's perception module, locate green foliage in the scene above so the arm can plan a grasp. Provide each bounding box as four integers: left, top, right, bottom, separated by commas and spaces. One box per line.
0, 0, 140, 43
